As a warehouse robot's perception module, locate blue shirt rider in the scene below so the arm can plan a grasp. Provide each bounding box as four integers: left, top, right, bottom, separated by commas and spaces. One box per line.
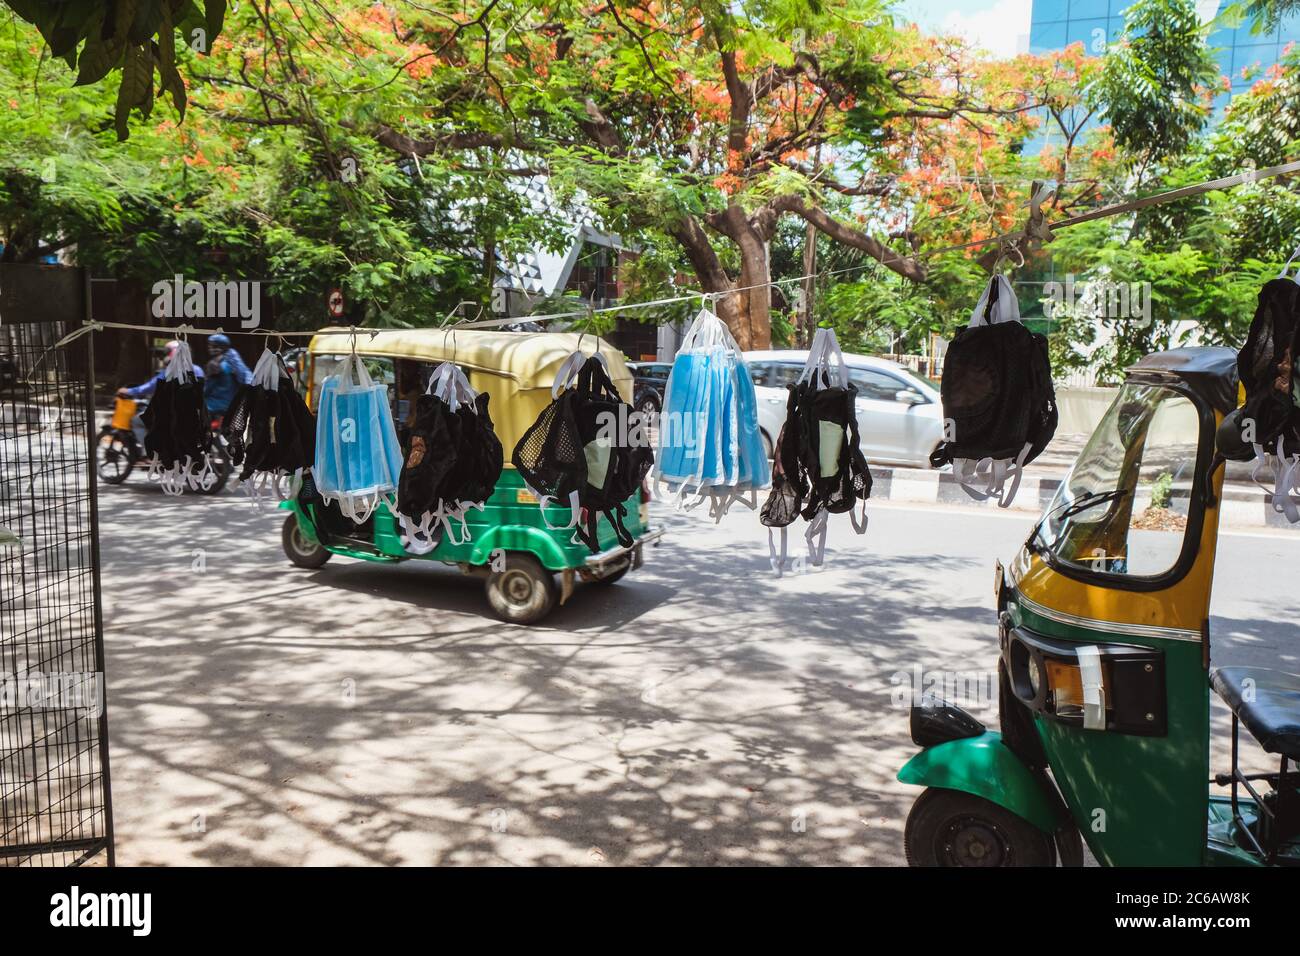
117, 340, 204, 401
202, 333, 253, 419
116, 340, 203, 442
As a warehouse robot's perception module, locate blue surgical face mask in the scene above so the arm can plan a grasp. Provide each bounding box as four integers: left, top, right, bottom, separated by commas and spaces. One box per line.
654, 309, 772, 516
732, 354, 770, 490
314, 355, 404, 523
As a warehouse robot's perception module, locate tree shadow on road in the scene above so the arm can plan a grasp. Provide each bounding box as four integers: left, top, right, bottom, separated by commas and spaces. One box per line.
98, 487, 1006, 865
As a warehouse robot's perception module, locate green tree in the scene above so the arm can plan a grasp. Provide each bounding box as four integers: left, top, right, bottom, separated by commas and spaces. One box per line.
0, 6, 557, 333
2, 0, 229, 138
1084, 0, 1219, 177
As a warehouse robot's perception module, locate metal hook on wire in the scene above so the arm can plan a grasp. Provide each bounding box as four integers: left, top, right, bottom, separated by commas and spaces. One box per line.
992, 236, 1026, 274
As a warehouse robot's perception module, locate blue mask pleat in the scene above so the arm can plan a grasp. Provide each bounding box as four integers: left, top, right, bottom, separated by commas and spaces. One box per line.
733, 357, 771, 488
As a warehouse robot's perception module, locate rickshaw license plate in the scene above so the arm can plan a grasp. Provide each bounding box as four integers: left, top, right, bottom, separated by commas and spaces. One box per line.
516, 489, 539, 504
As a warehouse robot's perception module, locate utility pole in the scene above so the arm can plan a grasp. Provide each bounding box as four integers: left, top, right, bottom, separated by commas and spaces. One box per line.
798, 146, 821, 348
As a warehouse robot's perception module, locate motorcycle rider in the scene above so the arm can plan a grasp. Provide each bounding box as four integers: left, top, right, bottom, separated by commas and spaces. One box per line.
116, 340, 202, 443
202, 333, 253, 421
116, 340, 201, 402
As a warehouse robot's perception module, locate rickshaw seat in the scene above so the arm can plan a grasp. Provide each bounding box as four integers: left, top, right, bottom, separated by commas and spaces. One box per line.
1210, 666, 1300, 760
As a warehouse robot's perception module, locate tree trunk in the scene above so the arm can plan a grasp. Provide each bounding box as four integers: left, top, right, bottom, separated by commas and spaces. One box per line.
708, 205, 773, 351
689, 252, 771, 352
735, 242, 771, 351
111, 279, 152, 389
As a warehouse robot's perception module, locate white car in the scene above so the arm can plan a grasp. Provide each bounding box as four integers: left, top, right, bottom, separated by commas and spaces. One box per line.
744, 350, 945, 468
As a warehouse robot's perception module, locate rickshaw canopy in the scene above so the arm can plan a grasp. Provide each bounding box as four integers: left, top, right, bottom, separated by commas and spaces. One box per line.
308, 327, 635, 452
1125, 347, 1239, 415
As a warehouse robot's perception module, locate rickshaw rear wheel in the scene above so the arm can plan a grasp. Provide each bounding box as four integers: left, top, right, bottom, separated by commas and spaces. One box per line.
486, 553, 557, 624
282, 515, 332, 569
904, 788, 1056, 867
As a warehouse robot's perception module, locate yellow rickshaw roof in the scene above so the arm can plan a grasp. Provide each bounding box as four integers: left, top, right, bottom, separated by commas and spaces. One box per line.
308, 327, 632, 391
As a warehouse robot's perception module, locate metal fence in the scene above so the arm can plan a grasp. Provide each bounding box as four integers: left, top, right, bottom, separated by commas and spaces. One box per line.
883, 352, 1105, 390
881, 353, 944, 379
0, 264, 113, 866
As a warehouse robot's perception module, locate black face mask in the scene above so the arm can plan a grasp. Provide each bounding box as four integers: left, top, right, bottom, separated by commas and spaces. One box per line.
222, 351, 317, 504
1221, 277, 1300, 522
396, 365, 504, 551
760, 332, 871, 575
928, 276, 1056, 508
142, 343, 213, 494
513, 356, 653, 553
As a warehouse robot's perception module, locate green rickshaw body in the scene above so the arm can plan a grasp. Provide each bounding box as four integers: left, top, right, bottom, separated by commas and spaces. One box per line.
899, 348, 1300, 867
284, 467, 645, 572
1003, 587, 1212, 866
897, 731, 1062, 834
281, 327, 661, 623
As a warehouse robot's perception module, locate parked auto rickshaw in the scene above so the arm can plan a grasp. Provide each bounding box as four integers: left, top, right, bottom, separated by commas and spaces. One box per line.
899, 347, 1300, 866
279, 327, 663, 624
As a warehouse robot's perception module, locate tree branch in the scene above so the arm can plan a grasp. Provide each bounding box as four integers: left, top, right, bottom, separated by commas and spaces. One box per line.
767, 195, 927, 282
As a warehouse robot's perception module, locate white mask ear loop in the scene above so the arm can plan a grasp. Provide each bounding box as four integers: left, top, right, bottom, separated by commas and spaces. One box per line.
537, 489, 581, 530
1270, 436, 1300, 523
768, 525, 789, 578
400, 513, 439, 554
551, 352, 586, 398
804, 509, 830, 567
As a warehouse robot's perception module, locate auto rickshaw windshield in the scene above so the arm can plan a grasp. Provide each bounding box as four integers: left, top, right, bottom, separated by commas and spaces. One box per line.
1032, 381, 1204, 581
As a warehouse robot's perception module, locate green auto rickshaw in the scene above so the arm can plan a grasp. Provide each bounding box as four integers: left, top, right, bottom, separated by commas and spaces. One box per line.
279, 328, 663, 624
899, 347, 1300, 866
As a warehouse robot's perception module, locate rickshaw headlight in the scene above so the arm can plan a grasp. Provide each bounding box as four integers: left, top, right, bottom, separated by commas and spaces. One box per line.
1045, 660, 1087, 717
1002, 625, 1167, 735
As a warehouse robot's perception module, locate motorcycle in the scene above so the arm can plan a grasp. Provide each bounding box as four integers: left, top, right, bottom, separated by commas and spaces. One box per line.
96, 396, 232, 495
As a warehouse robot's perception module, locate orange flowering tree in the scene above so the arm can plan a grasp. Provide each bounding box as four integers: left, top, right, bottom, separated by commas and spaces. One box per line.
120, 0, 1112, 347
1, 0, 1130, 345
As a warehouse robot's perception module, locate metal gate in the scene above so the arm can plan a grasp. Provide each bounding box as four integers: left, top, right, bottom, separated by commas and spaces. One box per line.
0, 264, 113, 866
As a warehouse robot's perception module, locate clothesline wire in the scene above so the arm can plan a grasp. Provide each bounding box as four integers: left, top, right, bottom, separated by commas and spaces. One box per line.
37, 156, 1300, 347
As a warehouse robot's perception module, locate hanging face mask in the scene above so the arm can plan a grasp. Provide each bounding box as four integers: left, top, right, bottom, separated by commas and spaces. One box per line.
142, 340, 216, 495
930, 274, 1057, 507
513, 348, 653, 553
1218, 275, 1300, 522
313, 351, 404, 524
396, 361, 503, 553
223, 348, 317, 511
656, 307, 771, 521
760, 328, 871, 576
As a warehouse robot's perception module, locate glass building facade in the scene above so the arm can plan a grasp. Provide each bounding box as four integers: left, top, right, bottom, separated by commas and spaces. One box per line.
1030, 0, 1300, 111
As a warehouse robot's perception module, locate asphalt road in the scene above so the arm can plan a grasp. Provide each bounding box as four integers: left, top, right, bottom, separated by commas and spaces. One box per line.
96, 477, 1300, 865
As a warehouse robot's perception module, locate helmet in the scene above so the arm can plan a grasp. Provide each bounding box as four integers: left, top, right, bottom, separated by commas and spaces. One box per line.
208, 333, 231, 349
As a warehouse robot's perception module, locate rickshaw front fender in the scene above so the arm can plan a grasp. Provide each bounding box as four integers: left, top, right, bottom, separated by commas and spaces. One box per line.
467, 525, 571, 571
279, 500, 321, 543
897, 732, 1060, 834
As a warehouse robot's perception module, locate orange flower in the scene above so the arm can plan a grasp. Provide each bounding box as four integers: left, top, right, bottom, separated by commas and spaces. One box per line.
713, 172, 742, 195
